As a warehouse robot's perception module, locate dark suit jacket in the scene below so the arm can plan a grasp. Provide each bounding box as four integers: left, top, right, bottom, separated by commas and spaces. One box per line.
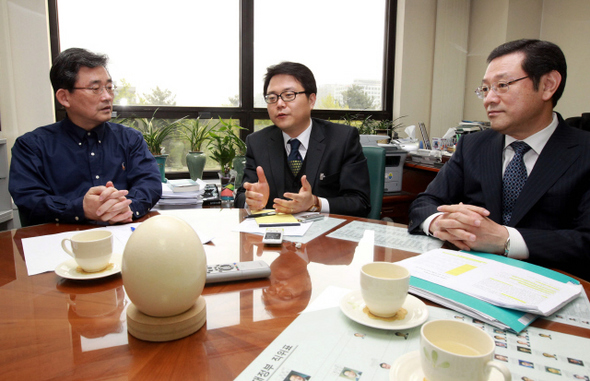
235, 118, 371, 217
408, 115, 590, 280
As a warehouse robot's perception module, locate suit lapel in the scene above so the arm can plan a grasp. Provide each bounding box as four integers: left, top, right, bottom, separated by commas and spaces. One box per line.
510, 122, 581, 225
480, 132, 504, 223
305, 120, 326, 190
267, 128, 287, 197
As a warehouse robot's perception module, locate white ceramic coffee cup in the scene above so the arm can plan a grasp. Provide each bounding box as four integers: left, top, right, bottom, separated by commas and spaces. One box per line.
61, 230, 113, 272
360, 262, 410, 317
420, 320, 511, 381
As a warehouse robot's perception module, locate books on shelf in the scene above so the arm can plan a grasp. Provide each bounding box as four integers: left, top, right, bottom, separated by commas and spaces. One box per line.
397, 249, 582, 332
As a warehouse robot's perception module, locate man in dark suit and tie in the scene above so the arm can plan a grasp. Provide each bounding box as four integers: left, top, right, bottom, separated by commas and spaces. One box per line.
234, 62, 371, 217
408, 39, 590, 280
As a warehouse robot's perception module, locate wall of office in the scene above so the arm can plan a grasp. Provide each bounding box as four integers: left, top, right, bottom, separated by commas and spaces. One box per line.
396, 0, 590, 140
0, 0, 55, 157
1, 0, 589, 163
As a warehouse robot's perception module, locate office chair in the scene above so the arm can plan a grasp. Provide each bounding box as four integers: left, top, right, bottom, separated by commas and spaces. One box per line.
565, 113, 590, 132
17, 208, 34, 228
362, 146, 386, 220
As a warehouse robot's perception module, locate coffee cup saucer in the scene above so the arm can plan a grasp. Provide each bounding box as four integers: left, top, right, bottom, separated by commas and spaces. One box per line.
389, 350, 507, 381
340, 289, 428, 330
55, 253, 122, 280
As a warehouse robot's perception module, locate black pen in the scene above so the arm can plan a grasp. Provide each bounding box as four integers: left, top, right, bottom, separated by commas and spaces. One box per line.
243, 211, 276, 219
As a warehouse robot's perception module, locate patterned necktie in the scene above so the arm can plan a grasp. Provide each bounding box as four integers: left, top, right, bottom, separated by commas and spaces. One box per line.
502, 141, 532, 225
288, 139, 303, 176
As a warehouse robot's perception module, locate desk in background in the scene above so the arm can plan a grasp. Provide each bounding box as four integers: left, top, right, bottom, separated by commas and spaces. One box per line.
381, 162, 440, 224
1, 209, 588, 380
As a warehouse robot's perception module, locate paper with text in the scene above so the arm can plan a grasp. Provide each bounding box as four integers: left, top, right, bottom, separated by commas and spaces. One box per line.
398, 249, 582, 316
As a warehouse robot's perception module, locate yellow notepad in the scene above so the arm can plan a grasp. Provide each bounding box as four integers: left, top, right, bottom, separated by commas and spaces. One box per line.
255, 213, 300, 227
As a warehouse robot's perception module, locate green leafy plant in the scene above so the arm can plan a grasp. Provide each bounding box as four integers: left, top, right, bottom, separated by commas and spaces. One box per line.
179, 117, 219, 152
342, 113, 406, 138
116, 109, 187, 155
207, 117, 246, 176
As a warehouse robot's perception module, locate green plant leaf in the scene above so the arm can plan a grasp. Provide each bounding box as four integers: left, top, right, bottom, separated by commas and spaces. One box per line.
439, 361, 450, 369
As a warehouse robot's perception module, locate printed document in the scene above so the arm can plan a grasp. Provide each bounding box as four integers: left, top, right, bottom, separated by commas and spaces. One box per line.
398, 249, 582, 316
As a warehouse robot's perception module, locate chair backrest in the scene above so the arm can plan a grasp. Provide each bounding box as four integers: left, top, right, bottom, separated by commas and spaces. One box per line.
566, 113, 590, 132
362, 146, 386, 220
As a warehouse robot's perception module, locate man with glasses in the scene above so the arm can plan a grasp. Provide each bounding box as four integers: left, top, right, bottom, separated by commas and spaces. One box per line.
9, 48, 161, 226
408, 39, 590, 280
235, 61, 370, 217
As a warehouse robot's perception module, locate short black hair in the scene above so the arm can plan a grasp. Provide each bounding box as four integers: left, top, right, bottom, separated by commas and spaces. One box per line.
49, 48, 109, 93
487, 39, 567, 107
263, 61, 317, 96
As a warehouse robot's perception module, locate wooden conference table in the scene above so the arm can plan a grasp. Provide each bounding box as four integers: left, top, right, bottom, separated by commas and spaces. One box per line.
1, 208, 589, 380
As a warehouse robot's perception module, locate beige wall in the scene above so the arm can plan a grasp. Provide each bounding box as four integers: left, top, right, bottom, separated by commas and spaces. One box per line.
0, 0, 54, 159
397, 0, 590, 140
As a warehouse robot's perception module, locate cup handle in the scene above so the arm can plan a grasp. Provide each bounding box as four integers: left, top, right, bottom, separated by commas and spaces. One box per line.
61, 238, 75, 258
487, 361, 511, 380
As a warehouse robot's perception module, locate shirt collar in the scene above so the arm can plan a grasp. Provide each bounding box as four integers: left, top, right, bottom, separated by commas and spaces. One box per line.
63, 115, 107, 142
282, 119, 313, 152
504, 112, 558, 155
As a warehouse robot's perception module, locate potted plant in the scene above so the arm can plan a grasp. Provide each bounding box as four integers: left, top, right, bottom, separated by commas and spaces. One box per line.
207, 117, 246, 186
118, 110, 187, 182
342, 114, 406, 142
180, 117, 219, 181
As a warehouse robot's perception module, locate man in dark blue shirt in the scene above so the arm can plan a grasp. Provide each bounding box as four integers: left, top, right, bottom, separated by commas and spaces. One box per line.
9, 48, 161, 226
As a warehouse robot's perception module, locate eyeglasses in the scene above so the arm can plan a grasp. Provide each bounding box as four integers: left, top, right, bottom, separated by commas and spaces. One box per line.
264, 91, 307, 104
474, 76, 529, 99
72, 84, 117, 95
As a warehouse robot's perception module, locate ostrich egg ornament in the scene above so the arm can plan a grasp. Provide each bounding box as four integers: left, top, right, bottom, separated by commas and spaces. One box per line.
122, 215, 207, 341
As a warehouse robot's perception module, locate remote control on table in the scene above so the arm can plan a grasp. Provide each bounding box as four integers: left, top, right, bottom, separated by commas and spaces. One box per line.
206, 260, 271, 284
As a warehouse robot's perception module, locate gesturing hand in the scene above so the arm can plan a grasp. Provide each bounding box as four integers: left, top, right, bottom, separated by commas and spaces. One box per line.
243, 166, 270, 211
273, 175, 315, 214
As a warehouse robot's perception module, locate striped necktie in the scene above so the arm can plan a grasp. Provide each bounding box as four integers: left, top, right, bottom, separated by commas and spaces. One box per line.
502, 141, 532, 225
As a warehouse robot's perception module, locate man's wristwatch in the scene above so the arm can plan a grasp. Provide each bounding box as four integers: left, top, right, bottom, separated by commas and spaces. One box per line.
503, 237, 511, 257
308, 195, 320, 212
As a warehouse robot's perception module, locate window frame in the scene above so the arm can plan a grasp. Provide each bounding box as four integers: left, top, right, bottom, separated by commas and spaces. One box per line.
48, 0, 397, 179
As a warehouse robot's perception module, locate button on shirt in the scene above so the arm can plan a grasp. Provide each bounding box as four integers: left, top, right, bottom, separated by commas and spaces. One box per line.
9, 117, 162, 225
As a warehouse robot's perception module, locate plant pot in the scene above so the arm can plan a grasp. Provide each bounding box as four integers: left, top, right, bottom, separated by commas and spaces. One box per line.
232, 155, 247, 189
186, 151, 207, 181
154, 154, 168, 183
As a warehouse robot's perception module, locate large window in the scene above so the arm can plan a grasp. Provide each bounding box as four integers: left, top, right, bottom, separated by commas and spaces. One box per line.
56, 0, 240, 108
254, 0, 387, 111
50, 0, 396, 177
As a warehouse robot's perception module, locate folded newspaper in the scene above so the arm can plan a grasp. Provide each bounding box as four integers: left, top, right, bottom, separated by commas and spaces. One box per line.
397, 249, 582, 317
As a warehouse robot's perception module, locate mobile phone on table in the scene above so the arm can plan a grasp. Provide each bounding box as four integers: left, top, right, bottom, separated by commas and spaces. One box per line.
262, 228, 283, 245
296, 213, 325, 223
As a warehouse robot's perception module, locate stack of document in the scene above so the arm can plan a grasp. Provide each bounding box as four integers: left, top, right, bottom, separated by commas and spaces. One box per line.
157, 179, 206, 206
397, 249, 582, 332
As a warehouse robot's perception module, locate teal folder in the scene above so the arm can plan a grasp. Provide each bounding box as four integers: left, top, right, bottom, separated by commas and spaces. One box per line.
409, 251, 581, 333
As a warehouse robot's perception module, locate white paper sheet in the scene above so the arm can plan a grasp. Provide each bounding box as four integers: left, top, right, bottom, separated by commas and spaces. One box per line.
237, 290, 590, 381
22, 222, 213, 276
327, 220, 443, 253
399, 249, 582, 316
